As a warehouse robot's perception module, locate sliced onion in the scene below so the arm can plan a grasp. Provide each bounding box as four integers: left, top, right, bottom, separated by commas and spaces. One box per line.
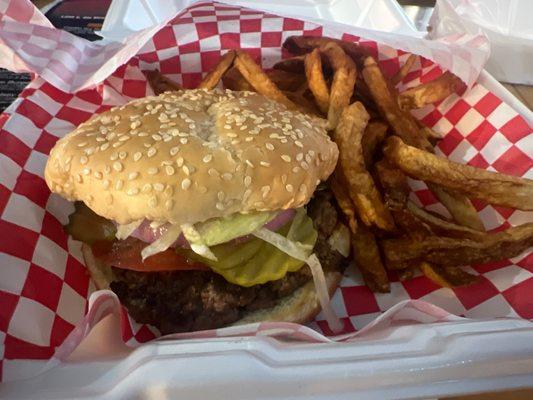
115, 219, 143, 240
141, 224, 182, 260
252, 227, 312, 260
327, 223, 351, 257
263, 209, 296, 232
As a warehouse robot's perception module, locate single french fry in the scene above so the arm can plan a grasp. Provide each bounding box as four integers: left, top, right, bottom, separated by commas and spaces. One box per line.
222, 67, 254, 91
420, 262, 478, 287
381, 223, 533, 269
429, 185, 485, 231
334, 103, 395, 231
352, 223, 390, 293
362, 120, 388, 168
398, 71, 462, 110
145, 70, 182, 95
305, 48, 330, 114
198, 50, 236, 89
330, 174, 358, 234
283, 35, 370, 66
273, 55, 306, 73
321, 42, 357, 129
392, 54, 418, 86
384, 136, 533, 210
362, 56, 433, 152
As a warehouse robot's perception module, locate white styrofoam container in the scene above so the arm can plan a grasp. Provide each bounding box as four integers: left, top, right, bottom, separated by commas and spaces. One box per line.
1, 319, 533, 399
5, 1, 530, 399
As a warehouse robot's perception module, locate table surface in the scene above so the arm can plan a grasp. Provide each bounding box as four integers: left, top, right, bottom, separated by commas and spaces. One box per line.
25, 0, 532, 399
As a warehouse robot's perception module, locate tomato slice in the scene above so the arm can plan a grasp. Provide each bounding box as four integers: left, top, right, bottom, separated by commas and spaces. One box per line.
91, 238, 209, 272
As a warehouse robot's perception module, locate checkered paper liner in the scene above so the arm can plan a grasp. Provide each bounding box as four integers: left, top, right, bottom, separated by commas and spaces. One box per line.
0, 0, 531, 383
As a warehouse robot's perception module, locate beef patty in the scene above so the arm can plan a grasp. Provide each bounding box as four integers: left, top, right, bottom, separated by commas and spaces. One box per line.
109, 190, 346, 334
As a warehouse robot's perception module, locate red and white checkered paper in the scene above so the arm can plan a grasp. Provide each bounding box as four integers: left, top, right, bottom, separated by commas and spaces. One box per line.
0, 0, 531, 383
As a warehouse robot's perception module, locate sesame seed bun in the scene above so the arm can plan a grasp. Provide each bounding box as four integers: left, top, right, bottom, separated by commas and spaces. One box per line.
45, 89, 338, 225
81, 243, 342, 326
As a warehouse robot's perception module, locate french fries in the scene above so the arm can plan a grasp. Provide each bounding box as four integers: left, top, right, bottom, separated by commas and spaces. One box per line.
398, 71, 462, 110
145, 35, 531, 293
420, 263, 478, 287
198, 50, 236, 89
334, 103, 395, 231
392, 54, 418, 86
321, 42, 357, 129
330, 175, 358, 234
362, 56, 433, 152
145, 70, 182, 95
352, 223, 390, 293
384, 136, 533, 210
382, 223, 533, 269
362, 121, 388, 168
234, 50, 296, 109
305, 48, 330, 114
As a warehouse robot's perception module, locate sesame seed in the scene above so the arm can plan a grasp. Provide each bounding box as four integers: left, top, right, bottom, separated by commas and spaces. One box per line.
182, 166, 190, 176
217, 191, 225, 201
147, 167, 158, 175
299, 184, 307, 193
132, 152, 142, 162
208, 168, 219, 177
119, 151, 127, 160
110, 153, 118, 161
243, 189, 252, 200
119, 135, 130, 142
305, 154, 312, 163
115, 179, 124, 190
292, 166, 300, 173
165, 166, 175, 175
142, 183, 152, 193
281, 174, 287, 184
215, 202, 225, 210
164, 185, 174, 196
260, 161, 271, 167
77, 142, 87, 147
165, 200, 174, 211
265, 143, 275, 151
281, 155, 291, 162
176, 157, 184, 167
244, 176, 252, 187
147, 148, 157, 158
149, 196, 158, 208
96, 137, 105, 142
152, 134, 162, 141
224, 124, 231, 129
296, 153, 303, 161
113, 161, 123, 172
222, 173, 233, 181
138, 132, 149, 137
180, 138, 188, 144
301, 161, 309, 170
128, 172, 139, 181
261, 185, 270, 198
127, 188, 139, 196
245, 137, 254, 142
227, 132, 237, 138
82, 167, 91, 175
245, 159, 254, 168
94, 171, 103, 180
170, 147, 180, 156
285, 184, 293, 192
154, 183, 165, 192
80, 156, 88, 165
181, 178, 191, 190
112, 141, 124, 148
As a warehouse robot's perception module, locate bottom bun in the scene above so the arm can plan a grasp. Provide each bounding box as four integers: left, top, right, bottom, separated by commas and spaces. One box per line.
81, 243, 342, 328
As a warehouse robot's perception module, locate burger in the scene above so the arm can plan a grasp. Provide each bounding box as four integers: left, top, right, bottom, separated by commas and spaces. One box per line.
45, 89, 350, 334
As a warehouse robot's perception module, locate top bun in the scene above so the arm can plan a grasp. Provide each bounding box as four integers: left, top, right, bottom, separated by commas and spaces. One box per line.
45, 89, 338, 225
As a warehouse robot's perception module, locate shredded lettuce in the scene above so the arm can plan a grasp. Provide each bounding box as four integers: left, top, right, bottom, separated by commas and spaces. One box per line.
181, 223, 218, 261
141, 224, 182, 260
196, 211, 278, 246
327, 223, 351, 257
115, 220, 143, 240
